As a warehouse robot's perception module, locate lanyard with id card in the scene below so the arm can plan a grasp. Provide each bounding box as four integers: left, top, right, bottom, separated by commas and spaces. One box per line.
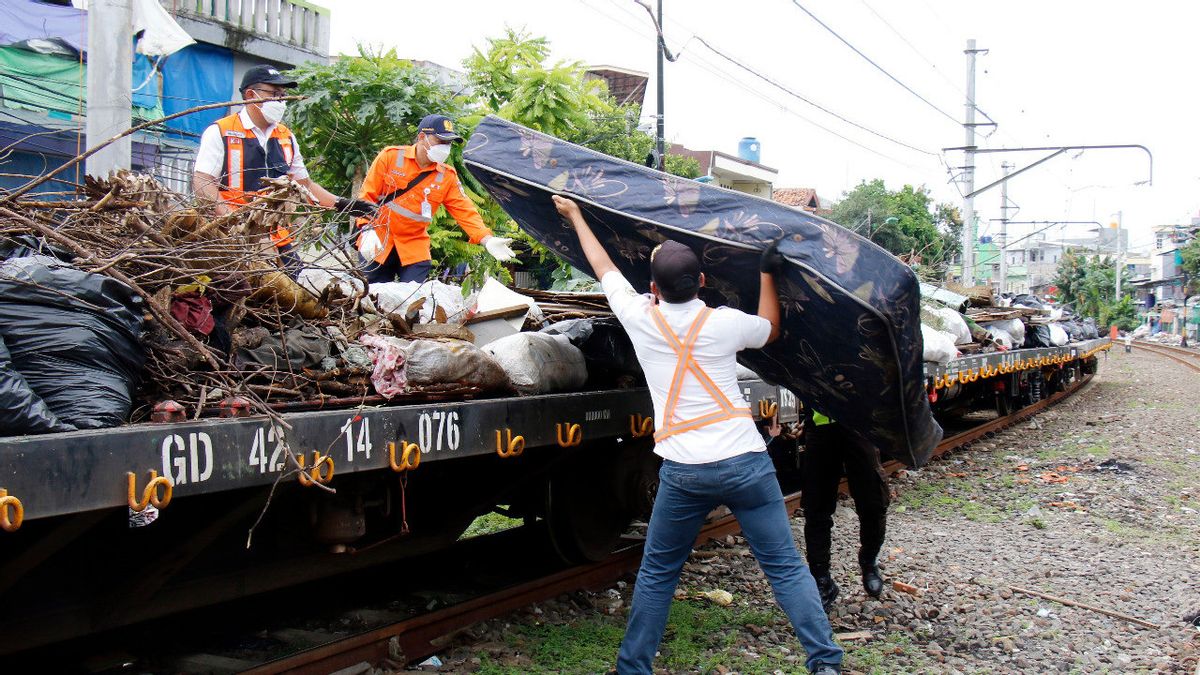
420, 187, 432, 219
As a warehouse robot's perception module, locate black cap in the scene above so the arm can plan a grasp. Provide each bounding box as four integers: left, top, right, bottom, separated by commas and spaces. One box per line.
240, 65, 297, 92
650, 241, 701, 302
417, 114, 464, 142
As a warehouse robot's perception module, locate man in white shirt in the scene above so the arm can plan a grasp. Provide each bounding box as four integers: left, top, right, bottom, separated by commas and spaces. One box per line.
552, 196, 842, 675
192, 65, 373, 271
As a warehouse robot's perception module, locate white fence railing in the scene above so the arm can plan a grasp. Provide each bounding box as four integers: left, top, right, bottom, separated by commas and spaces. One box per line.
159, 0, 330, 55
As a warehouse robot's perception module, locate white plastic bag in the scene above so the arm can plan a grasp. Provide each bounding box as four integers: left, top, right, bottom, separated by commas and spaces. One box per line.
484, 332, 587, 395
981, 318, 1025, 347
921, 324, 958, 364
297, 267, 365, 298
921, 305, 972, 345
367, 280, 465, 324
402, 339, 510, 391
1047, 323, 1069, 346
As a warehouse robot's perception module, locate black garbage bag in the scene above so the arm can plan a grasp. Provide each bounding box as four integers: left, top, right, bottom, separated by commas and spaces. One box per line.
0, 233, 74, 262
1081, 317, 1099, 339
1060, 320, 1085, 341
1023, 324, 1054, 348
1011, 293, 1045, 310
0, 333, 74, 434
541, 318, 644, 388
0, 255, 145, 433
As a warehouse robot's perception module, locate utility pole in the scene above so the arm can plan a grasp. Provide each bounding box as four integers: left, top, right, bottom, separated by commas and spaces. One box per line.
960, 39, 984, 286
85, 0, 133, 178
654, 0, 665, 171
1113, 210, 1123, 298
998, 161, 1012, 294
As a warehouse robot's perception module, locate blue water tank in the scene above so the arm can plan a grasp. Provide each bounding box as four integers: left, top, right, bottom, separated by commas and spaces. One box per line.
737, 137, 761, 164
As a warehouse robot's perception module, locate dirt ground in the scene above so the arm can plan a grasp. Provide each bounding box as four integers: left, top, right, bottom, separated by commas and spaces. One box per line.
418, 348, 1200, 674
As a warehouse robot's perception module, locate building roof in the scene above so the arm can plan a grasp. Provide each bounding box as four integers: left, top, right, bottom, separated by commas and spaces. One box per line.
772, 187, 818, 209
585, 66, 648, 107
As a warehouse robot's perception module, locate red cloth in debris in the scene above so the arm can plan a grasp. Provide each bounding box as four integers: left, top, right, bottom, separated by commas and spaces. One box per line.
170, 293, 215, 335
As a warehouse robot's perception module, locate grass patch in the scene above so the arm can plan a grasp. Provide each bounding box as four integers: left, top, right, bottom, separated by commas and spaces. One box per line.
460, 509, 523, 540
845, 631, 917, 673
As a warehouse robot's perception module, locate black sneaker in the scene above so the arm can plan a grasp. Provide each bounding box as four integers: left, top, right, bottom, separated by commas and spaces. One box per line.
811, 664, 841, 674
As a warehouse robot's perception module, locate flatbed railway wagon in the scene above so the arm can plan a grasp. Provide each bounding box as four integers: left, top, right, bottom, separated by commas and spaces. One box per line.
0, 337, 1110, 655
0, 374, 795, 654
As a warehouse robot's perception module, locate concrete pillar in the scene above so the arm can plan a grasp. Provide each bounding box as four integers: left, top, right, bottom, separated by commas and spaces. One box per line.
85, 0, 133, 178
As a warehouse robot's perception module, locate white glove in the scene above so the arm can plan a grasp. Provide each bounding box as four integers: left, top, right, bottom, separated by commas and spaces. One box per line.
358, 227, 383, 260
483, 236, 516, 262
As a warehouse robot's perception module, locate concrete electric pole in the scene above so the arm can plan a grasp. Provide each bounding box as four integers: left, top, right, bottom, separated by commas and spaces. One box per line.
1113, 210, 1124, 298
998, 161, 1012, 294
85, 0, 134, 178
655, 0, 665, 171
960, 40, 985, 286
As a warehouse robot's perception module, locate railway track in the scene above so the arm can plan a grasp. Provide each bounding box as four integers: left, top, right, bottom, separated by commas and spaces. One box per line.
225, 371, 1097, 675
1133, 340, 1200, 373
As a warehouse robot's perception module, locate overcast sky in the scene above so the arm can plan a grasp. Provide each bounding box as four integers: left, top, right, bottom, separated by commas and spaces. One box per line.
329, 0, 1198, 255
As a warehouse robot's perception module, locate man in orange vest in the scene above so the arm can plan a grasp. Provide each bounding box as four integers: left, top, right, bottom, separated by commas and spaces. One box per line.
354, 114, 515, 284
552, 196, 842, 675
193, 65, 375, 271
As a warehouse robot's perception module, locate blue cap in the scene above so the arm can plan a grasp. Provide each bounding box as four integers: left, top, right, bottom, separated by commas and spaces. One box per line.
417, 114, 463, 142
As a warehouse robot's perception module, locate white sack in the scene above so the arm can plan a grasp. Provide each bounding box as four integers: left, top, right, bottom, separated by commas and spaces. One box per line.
1047, 323, 1070, 346
921, 324, 958, 364
981, 318, 1025, 347
484, 332, 587, 395
921, 304, 972, 345
402, 339, 509, 391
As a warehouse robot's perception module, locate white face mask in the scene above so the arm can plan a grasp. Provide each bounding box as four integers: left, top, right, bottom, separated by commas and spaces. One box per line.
258, 99, 286, 125
426, 142, 451, 164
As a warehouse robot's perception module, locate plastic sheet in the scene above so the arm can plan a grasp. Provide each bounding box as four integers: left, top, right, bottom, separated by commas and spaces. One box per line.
0, 255, 144, 432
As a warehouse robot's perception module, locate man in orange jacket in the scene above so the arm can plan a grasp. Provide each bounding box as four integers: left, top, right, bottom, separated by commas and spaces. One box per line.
355, 114, 515, 283
193, 65, 375, 273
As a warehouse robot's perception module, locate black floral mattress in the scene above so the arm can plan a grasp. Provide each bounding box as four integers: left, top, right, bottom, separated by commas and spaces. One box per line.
463, 115, 941, 466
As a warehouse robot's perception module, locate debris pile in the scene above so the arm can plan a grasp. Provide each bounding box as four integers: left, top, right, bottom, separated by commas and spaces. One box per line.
0, 171, 623, 433
919, 283, 1100, 364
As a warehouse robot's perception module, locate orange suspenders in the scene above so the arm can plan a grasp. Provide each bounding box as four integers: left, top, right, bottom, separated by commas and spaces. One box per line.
649, 305, 752, 443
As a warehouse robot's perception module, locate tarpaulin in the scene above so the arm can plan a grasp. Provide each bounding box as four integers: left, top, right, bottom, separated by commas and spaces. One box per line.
0, 45, 161, 118
463, 115, 942, 466
161, 42, 233, 137
0, 0, 86, 54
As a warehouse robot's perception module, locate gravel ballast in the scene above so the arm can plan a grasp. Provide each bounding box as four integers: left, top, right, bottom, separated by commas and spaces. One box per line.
422, 349, 1200, 673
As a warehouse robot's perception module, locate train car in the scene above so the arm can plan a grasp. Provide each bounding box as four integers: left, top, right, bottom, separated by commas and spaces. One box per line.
0, 336, 1111, 655
0, 373, 795, 654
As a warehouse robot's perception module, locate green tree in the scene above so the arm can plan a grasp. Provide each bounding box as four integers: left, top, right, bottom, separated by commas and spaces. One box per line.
1052, 251, 1136, 329
1176, 237, 1200, 345
287, 46, 463, 196
828, 179, 960, 280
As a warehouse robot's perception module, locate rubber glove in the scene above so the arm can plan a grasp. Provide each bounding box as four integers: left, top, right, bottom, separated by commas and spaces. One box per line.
483, 235, 516, 262
358, 227, 384, 260
334, 196, 377, 218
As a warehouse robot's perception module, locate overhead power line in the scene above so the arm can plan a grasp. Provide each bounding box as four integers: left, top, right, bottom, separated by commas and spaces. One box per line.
786, 0, 961, 126
693, 36, 936, 157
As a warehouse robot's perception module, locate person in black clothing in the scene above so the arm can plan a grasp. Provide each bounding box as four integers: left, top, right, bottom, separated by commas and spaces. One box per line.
801, 407, 889, 608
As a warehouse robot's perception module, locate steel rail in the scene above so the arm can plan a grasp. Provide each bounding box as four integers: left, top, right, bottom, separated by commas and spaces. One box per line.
244, 373, 1096, 674
1133, 341, 1200, 374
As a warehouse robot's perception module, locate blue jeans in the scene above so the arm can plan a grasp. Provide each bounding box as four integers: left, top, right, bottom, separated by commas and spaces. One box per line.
360, 251, 432, 284
617, 450, 843, 674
